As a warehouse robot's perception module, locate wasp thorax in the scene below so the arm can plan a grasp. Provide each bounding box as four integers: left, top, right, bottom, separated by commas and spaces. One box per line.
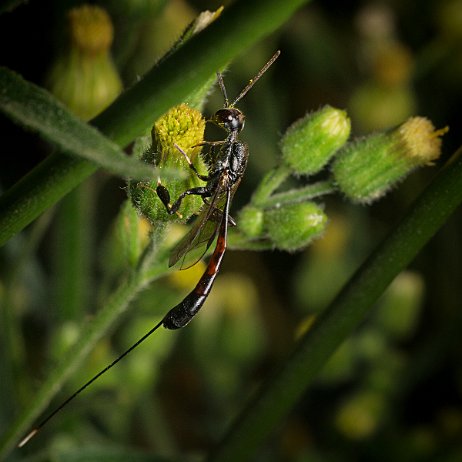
213, 108, 245, 133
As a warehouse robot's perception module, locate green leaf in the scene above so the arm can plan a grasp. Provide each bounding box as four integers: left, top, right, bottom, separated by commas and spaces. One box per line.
0, 67, 157, 180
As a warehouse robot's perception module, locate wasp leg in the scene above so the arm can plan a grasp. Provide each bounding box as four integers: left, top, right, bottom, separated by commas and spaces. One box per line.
174, 143, 210, 182
156, 183, 211, 215
192, 140, 226, 148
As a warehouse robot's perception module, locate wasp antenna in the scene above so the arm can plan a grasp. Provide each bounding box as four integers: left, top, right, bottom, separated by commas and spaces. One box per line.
216, 72, 229, 107
17, 318, 165, 447
232, 50, 281, 107
17, 429, 38, 448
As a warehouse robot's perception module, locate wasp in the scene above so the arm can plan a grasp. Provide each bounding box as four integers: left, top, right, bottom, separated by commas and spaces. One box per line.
158, 50, 280, 329
18, 51, 280, 447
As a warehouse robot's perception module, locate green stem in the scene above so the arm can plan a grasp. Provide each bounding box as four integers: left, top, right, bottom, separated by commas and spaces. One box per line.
0, 156, 96, 247
0, 211, 55, 421
0, 0, 310, 247
250, 165, 291, 206
53, 181, 94, 322
227, 230, 274, 251
207, 147, 462, 461
259, 179, 336, 209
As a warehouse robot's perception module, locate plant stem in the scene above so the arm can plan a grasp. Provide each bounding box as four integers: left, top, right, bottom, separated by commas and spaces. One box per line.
251, 165, 292, 206
0, 156, 96, 247
227, 231, 274, 251
259, 179, 336, 209
53, 181, 94, 322
207, 146, 462, 461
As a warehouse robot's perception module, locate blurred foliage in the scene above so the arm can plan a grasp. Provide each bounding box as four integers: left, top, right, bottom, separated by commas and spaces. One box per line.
1, 1, 462, 461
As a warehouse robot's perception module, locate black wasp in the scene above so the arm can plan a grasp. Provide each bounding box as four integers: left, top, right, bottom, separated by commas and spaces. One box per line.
18, 50, 280, 447
158, 49, 280, 329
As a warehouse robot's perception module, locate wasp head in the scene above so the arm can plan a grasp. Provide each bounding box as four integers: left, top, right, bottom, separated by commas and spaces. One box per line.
212, 108, 245, 133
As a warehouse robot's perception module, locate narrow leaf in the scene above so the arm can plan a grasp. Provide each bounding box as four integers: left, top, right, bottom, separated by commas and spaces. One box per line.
0, 67, 157, 180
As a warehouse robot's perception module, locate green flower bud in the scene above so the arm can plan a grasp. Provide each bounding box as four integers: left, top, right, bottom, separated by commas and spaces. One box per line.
437, 0, 462, 40
47, 5, 122, 121
265, 202, 327, 251
332, 117, 447, 203
335, 391, 385, 439
372, 43, 413, 87
281, 105, 351, 175
116, 201, 150, 268
69, 5, 114, 54
374, 271, 423, 341
349, 83, 416, 132
100, 201, 152, 278
151, 103, 205, 168
129, 104, 206, 224
237, 205, 265, 239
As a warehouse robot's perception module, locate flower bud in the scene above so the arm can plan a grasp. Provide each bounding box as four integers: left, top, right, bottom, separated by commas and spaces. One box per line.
437, 0, 462, 40
372, 43, 413, 87
374, 271, 423, 340
332, 117, 447, 203
151, 104, 205, 168
281, 106, 351, 175
265, 202, 327, 251
115, 201, 150, 269
349, 83, 416, 132
69, 5, 114, 55
47, 5, 122, 121
238, 205, 265, 239
335, 391, 385, 439
129, 104, 206, 223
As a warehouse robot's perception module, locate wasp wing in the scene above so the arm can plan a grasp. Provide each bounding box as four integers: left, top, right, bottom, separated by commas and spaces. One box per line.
169, 181, 228, 269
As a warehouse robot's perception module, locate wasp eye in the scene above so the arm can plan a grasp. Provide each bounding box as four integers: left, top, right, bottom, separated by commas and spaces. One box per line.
214, 108, 245, 132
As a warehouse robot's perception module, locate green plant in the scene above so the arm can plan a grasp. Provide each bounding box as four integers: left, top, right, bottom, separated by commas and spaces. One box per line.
1, 1, 462, 461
